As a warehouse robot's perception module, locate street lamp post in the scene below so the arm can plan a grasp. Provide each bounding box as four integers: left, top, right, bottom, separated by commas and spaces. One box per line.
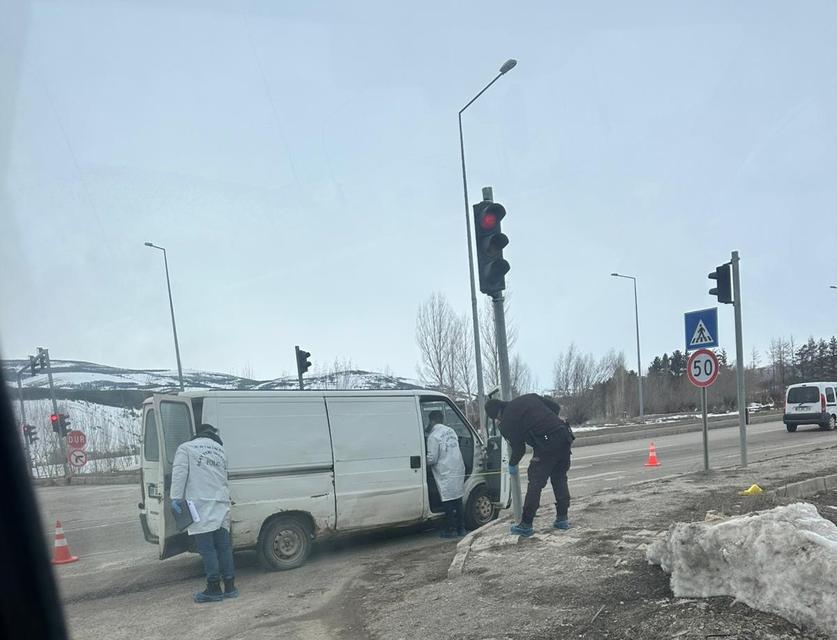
145, 242, 185, 390
611, 273, 644, 419
459, 58, 517, 433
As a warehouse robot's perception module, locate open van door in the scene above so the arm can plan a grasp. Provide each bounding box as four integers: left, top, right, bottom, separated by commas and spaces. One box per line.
485, 419, 511, 509
152, 394, 195, 559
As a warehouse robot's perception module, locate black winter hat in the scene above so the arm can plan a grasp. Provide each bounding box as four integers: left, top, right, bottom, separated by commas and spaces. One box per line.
484, 399, 507, 419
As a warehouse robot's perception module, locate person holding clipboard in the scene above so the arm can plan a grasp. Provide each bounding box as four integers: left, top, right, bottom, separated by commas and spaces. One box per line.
170, 423, 238, 603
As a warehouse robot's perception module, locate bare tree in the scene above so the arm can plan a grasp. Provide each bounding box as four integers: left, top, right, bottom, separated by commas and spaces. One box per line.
451, 315, 475, 400
510, 354, 533, 397
310, 358, 360, 389
552, 345, 624, 423
416, 293, 458, 394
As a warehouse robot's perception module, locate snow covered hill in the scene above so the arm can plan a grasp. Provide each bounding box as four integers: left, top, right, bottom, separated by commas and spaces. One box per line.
2, 359, 423, 392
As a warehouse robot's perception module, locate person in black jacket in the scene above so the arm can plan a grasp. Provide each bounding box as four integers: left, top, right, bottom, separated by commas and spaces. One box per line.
485, 394, 574, 537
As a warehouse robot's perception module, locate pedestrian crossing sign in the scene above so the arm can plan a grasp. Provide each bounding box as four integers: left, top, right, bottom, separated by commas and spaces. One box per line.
684, 308, 718, 351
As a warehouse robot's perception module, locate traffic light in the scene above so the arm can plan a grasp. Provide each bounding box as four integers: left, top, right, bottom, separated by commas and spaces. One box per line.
59, 413, 70, 437
295, 346, 312, 376
50, 413, 69, 436
22, 425, 38, 445
473, 200, 510, 295
708, 263, 733, 304
30, 356, 38, 376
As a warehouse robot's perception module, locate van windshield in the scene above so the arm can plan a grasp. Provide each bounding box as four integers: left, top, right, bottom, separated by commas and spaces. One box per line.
787, 387, 820, 404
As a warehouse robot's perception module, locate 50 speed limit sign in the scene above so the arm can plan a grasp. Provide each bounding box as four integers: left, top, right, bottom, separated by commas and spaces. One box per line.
687, 348, 720, 388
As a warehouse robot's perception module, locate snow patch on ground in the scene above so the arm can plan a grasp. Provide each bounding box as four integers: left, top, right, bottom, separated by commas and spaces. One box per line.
647, 502, 837, 637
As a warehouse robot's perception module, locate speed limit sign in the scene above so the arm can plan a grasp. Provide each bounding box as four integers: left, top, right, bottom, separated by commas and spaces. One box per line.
687, 348, 720, 388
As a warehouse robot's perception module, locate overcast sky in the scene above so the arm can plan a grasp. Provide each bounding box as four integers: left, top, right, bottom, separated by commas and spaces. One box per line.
2, 0, 836, 385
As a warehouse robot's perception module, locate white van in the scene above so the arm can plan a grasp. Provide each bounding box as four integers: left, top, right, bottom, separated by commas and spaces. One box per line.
783, 382, 837, 432
137, 390, 510, 569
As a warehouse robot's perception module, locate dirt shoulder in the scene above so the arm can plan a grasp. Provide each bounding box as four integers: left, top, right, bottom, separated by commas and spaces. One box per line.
342, 444, 837, 639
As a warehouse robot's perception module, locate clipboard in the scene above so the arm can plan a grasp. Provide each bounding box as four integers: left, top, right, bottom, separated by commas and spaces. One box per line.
171, 499, 197, 531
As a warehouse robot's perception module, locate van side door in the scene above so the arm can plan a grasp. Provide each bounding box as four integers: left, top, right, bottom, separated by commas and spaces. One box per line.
326, 396, 425, 529
826, 386, 837, 418
152, 394, 195, 559
485, 416, 511, 509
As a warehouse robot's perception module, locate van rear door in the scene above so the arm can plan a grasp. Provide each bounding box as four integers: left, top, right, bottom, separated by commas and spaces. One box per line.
139, 403, 161, 544
152, 394, 195, 559
787, 385, 821, 418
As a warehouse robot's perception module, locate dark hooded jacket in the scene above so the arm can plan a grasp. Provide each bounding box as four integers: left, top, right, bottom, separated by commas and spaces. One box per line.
498, 394, 573, 466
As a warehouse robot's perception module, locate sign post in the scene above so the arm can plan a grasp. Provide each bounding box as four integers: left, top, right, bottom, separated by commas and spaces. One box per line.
687, 348, 720, 472
731, 251, 747, 466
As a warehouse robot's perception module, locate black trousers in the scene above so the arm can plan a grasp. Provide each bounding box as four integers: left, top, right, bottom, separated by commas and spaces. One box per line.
442, 497, 465, 532
522, 444, 571, 525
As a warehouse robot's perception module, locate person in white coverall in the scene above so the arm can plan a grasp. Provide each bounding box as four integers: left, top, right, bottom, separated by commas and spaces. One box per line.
425, 410, 466, 538
170, 423, 237, 603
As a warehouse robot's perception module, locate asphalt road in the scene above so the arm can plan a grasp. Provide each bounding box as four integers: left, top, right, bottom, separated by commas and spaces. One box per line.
34, 419, 837, 639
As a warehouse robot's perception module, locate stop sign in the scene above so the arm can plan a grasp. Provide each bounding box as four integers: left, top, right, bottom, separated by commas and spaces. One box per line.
66, 430, 86, 450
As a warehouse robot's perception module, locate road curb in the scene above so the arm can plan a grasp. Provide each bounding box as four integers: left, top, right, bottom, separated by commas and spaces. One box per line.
32, 472, 139, 487
768, 473, 837, 499
448, 514, 512, 578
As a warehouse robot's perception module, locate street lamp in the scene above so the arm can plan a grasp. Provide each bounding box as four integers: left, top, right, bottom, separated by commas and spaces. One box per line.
145, 242, 184, 390
830, 285, 837, 289
459, 58, 517, 431
611, 272, 644, 419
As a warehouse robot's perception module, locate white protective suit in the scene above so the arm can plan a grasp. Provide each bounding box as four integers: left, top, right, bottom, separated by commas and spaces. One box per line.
426, 423, 465, 502
170, 435, 231, 535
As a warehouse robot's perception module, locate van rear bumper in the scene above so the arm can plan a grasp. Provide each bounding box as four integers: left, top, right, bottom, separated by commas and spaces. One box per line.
783, 412, 828, 427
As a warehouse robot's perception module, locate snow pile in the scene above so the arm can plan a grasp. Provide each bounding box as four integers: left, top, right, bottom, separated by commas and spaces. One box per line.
647, 502, 837, 636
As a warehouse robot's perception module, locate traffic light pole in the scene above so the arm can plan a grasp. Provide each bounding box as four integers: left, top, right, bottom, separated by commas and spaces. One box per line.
295, 346, 305, 391
16, 367, 34, 476
41, 348, 71, 480
731, 251, 747, 466
459, 114, 487, 437
491, 292, 522, 522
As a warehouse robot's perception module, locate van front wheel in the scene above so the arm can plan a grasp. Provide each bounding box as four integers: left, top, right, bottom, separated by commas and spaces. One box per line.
465, 485, 498, 530
258, 515, 312, 571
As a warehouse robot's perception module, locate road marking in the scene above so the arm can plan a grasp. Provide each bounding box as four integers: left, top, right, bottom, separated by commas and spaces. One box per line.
60, 519, 137, 533
570, 471, 622, 482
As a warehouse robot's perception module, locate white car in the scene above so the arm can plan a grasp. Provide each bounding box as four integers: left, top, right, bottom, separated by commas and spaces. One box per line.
783, 382, 837, 432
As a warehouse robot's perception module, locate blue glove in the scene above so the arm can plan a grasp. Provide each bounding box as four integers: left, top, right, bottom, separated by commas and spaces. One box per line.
171, 499, 184, 515
508, 464, 518, 476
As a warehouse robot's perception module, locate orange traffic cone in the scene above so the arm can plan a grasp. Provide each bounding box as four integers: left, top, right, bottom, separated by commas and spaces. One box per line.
51, 520, 79, 565
644, 442, 662, 467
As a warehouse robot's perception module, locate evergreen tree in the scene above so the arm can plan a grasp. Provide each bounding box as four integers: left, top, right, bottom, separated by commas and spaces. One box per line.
669, 350, 686, 377
816, 339, 829, 379
829, 337, 837, 379
649, 356, 664, 376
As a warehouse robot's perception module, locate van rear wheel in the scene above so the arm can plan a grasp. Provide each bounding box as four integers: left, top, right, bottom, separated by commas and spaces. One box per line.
786, 424, 797, 433
465, 485, 498, 530
258, 515, 312, 571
